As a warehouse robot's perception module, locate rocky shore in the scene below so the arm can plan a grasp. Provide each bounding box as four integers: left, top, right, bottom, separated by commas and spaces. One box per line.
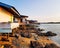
36, 31, 57, 36
12, 27, 60, 48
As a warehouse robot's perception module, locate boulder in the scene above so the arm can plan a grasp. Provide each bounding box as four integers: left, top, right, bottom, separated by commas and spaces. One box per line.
37, 31, 57, 36
20, 32, 32, 38
45, 43, 60, 48
30, 41, 44, 48
46, 31, 57, 36
38, 28, 45, 31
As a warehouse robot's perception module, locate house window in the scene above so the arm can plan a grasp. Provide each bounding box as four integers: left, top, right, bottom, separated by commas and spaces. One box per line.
20, 18, 26, 23
13, 18, 18, 23
20, 19, 23, 23
23, 18, 26, 23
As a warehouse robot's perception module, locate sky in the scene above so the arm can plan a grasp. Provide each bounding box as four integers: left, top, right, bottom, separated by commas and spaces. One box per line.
0, 0, 60, 22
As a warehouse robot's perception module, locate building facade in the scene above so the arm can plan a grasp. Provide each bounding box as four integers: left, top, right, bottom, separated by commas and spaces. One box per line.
0, 2, 20, 33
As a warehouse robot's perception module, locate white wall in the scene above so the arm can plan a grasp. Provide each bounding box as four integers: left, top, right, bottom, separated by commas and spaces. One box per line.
11, 23, 19, 29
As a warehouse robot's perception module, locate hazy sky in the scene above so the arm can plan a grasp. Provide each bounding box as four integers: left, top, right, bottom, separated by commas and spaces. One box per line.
0, 0, 60, 22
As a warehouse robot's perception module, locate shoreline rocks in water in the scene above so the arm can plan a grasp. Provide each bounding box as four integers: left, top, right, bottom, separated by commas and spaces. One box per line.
46, 31, 57, 36
30, 41, 60, 48
45, 43, 60, 48
12, 28, 59, 48
37, 31, 57, 36
38, 28, 45, 31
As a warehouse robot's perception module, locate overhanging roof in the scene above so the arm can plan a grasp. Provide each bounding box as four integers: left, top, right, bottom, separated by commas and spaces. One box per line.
0, 2, 20, 17
27, 20, 37, 23
20, 15, 28, 18
26, 20, 40, 24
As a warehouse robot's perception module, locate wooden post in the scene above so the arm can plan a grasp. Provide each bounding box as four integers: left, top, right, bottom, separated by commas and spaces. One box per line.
7, 33, 9, 39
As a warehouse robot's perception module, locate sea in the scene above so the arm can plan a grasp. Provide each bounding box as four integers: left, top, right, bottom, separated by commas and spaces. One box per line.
40, 24, 60, 45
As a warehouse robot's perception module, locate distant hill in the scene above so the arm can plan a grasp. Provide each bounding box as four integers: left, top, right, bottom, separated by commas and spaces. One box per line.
40, 22, 60, 24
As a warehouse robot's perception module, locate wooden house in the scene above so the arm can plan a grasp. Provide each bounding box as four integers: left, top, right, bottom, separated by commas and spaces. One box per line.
19, 15, 28, 25
0, 2, 21, 46
14, 15, 28, 32
24, 20, 40, 32
0, 2, 20, 33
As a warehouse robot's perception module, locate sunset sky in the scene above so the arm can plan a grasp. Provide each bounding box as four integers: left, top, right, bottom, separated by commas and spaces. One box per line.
0, 0, 60, 22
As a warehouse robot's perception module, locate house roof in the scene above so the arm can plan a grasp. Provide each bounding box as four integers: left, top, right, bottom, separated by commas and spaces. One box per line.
0, 2, 20, 17
20, 15, 28, 18
27, 20, 40, 24
27, 20, 37, 23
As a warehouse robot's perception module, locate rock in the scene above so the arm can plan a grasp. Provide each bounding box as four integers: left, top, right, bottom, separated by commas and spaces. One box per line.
38, 28, 45, 31
20, 32, 32, 38
45, 43, 60, 48
37, 31, 57, 36
14, 34, 19, 39
46, 31, 57, 36
30, 41, 44, 48
4, 44, 13, 48
1, 38, 9, 41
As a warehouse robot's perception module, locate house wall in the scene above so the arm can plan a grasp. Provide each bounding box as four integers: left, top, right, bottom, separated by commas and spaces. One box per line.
0, 7, 13, 22
13, 16, 28, 25
0, 7, 19, 31
13, 17, 26, 25
11, 23, 19, 29
13, 18, 20, 23
19, 18, 27, 25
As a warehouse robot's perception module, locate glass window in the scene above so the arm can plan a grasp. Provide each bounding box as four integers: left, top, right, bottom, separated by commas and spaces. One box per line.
13, 18, 18, 23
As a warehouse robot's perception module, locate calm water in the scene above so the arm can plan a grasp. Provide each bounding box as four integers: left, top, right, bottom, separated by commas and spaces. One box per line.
40, 24, 60, 44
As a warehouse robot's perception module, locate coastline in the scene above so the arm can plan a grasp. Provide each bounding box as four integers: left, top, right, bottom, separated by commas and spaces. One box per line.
11, 31, 60, 48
